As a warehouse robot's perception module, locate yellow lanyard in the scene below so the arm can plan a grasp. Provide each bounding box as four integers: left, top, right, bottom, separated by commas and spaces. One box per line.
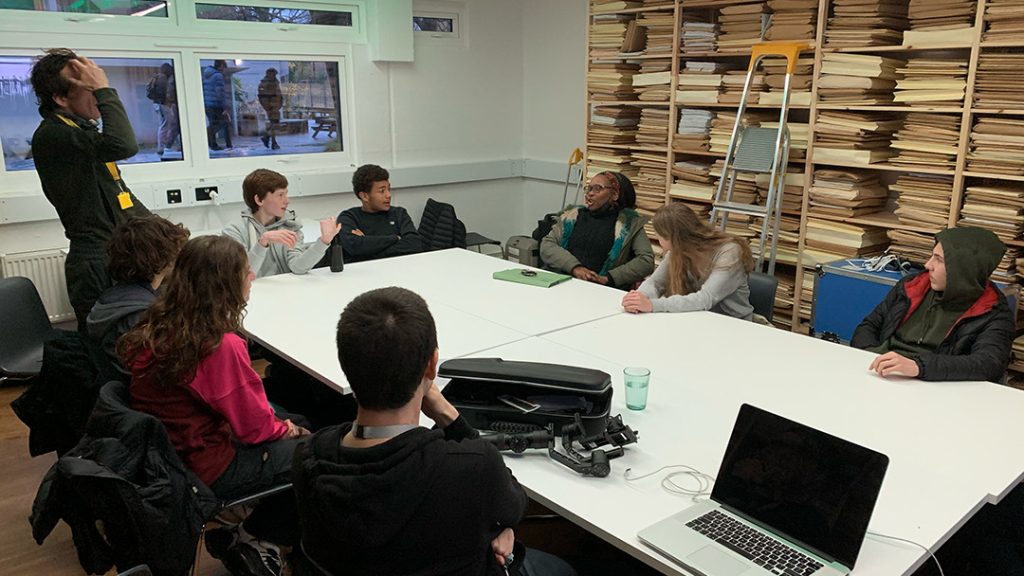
54, 113, 134, 210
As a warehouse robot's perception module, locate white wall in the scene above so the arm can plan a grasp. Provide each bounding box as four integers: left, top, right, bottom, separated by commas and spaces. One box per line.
0, 0, 589, 254
521, 0, 588, 222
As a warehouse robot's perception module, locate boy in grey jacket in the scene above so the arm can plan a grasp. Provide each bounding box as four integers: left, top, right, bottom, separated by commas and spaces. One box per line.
223, 169, 340, 278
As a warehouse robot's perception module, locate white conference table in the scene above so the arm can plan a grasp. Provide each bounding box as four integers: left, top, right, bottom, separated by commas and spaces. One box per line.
244, 249, 1024, 575
243, 249, 622, 393
528, 311, 1024, 576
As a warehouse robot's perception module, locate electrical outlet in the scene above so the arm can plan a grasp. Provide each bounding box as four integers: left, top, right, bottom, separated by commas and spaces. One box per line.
166, 189, 182, 204
195, 186, 217, 202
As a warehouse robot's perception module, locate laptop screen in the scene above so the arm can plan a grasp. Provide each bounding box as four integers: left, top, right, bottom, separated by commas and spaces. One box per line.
711, 404, 889, 569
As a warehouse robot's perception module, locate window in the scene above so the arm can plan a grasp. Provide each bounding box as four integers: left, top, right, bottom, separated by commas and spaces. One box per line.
195, 3, 352, 27
198, 58, 343, 159
414, 16, 453, 33
413, 12, 459, 38
0, 55, 183, 173
0, 0, 169, 17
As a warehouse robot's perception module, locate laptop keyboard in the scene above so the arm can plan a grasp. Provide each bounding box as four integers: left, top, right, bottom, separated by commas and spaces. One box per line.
686, 510, 825, 576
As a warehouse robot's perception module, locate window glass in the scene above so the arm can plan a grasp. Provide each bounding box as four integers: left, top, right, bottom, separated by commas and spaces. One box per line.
0, 0, 169, 17
198, 58, 343, 159
195, 3, 352, 26
413, 16, 454, 33
0, 55, 182, 173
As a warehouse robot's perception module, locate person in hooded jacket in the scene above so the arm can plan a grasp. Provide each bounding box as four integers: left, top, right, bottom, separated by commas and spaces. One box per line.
223, 169, 340, 278
292, 287, 575, 576
851, 226, 1014, 383
87, 214, 189, 378
540, 171, 654, 290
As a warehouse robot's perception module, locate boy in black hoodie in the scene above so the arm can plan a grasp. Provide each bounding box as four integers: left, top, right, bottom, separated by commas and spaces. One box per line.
851, 226, 1014, 382
292, 287, 575, 576
86, 215, 189, 378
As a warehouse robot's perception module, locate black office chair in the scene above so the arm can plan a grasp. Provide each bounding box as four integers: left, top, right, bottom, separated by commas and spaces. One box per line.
419, 198, 502, 256
747, 271, 779, 323
0, 276, 53, 383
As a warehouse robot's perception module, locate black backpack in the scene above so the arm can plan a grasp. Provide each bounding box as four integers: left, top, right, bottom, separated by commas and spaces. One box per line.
146, 73, 167, 104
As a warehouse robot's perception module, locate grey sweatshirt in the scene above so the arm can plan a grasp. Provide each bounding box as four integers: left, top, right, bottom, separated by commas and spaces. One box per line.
222, 210, 329, 278
638, 242, 754, 320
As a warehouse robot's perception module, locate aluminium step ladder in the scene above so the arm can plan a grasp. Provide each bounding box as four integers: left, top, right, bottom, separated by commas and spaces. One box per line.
709, 41, 808, 276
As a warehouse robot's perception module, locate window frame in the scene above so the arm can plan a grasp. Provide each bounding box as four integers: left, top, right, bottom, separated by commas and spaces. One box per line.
0, 30, 355, 194
183, 0, 365, 44
413, 11, 460, 39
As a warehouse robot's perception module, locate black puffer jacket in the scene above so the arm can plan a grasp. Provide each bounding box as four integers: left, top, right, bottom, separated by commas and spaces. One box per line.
31, 382, 218, 576
419, 198, 467, 251
851, 272, 1014, 382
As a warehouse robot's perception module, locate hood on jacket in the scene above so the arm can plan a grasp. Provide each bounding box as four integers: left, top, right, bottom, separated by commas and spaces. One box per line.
935, 227, 1006, 311
86, 282, 156, 340
241, 210, 302, 236
295, 424, 448, 549
202, 65, 219, 80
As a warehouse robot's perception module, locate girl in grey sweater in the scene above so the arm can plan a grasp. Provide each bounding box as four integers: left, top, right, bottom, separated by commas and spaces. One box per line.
621, 203, 755, 320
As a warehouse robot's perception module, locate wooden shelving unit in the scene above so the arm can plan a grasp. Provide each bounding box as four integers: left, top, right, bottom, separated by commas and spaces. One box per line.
585, 0, 1024, 361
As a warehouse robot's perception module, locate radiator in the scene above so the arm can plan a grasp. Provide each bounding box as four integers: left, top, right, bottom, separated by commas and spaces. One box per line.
1, 249, 74, 323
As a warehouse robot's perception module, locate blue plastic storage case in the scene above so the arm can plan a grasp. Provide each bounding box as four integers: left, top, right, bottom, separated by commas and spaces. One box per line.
810, 259, 909, 344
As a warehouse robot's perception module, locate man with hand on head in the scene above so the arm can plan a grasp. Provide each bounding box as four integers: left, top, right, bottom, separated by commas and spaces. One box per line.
223, 168, 340, 278
336, 164, 422, 263
31, 48, 151, 333
852, 227, 1014, 383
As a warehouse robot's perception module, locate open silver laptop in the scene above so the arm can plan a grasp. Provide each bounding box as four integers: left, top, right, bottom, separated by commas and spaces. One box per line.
638, 404, 888, 576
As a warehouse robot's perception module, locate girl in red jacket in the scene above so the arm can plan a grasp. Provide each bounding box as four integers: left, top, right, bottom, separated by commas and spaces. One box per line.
120, 235, 306, 576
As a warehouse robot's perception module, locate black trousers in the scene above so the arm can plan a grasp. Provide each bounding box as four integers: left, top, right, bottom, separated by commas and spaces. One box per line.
209, 437, 302, 546
65, 252, 110, 334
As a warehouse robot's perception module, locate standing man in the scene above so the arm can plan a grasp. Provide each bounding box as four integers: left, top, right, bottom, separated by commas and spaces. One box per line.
151, 62, 179, 156
202, 59, 232, 150
257, 68, 283, 150
30, 49, 151, 332
336, 164, 422, 263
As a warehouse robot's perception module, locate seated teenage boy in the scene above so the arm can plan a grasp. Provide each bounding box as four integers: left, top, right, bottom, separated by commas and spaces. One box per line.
292, 287, 575, 576
223, 168, 340, 278
851, 226, 1014, 382
335, 164, 422, 263
87, 214, 189, 377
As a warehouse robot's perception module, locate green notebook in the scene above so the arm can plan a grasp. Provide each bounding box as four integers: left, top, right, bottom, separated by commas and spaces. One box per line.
492, 268, 572, 288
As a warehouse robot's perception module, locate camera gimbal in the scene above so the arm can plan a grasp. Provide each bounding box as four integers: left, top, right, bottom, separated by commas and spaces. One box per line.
483, 414, 638, 478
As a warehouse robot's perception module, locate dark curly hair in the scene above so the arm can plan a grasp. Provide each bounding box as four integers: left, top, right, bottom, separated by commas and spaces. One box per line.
107, 215, 190, 284
352, 164, 389, 198
118, 236, 249, 388
31, 48, 78, 117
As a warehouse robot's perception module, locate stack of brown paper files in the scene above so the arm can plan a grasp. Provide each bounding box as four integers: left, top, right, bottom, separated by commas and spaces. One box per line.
825, 0, 908, 47
891, 173, 954, 229
813, 111, 901, 164
808, 169, 889, 217
889, 113, 961, 169
984, 0, 1024, 43
967, 117, 1024, 176
589, 106, 641, 145
958, 184, 1024, 241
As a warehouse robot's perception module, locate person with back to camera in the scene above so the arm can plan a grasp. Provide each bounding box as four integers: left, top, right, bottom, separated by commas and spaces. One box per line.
203, 59, 233, 150
30, 48, 151, 333
292, 286, 577, 576
119, 235, 309, 576
223, 168, 340, 278
87, 214, 189, 378
336, 164, 422, 263
540, 171, 654, 289
621, 203, 755, 320
851, 226, 1014, 383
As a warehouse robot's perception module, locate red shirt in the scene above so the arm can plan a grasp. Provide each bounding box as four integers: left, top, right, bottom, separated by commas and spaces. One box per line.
130, 333, 288, 485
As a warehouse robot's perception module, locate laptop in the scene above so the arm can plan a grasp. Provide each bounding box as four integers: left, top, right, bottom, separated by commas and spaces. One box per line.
638, 404, 889, 576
